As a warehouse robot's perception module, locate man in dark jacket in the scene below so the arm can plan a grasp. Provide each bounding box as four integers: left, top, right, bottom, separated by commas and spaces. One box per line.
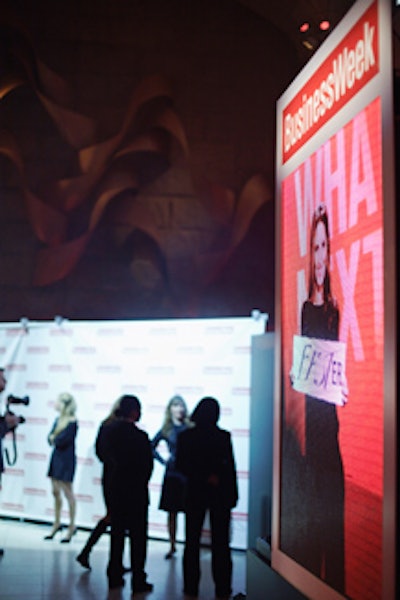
101, 395, 154, 594
175, 397, 238, 600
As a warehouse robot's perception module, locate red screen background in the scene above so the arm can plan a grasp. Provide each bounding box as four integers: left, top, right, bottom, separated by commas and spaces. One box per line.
280, 97, 383, 599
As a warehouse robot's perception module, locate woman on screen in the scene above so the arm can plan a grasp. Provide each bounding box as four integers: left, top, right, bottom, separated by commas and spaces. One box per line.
300, 203, 345, 593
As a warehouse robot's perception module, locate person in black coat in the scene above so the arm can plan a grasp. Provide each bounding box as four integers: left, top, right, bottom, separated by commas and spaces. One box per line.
44, 392, 78, 543
175, 397, 238, 600
76, 397, 128, 570
101, 395, 154, 594
0, 367, 21, 558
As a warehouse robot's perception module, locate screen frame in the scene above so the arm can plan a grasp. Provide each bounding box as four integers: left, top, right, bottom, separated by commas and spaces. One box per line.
272, 1, 396, 599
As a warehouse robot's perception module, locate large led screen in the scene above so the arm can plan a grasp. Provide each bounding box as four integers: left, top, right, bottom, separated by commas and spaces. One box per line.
280, 98, 382, 599
273, 1, 396, 599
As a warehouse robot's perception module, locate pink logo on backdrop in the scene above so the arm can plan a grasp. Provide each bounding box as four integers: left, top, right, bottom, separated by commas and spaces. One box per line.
203, 366, 233, 375
231, 429, 249, 438
76, 494, 93, 503
149, 483, 162, 492
233, 345, 250, 354
7, 363, 27, 372
27, 346, 49, 354
121, 384, 148, 393
175, 386, 203, 395
71, 383, 96, 391
4, 468, 24, 477
50, 328, 73, 336
23, 488, 46, 497
48, 365, 72, 372
26, 381, 49, 389
232, 512, 248, 521
24, 452, 47, 461
96, 365, 122, 373
1, 502, 24, 512
72, 346, 97, 354
232, 387, 250, 396
176, 346, 204, 354
204, 326, 234, 335
149, 327, 177, 336
96, 328, 124, 336
122, 347, 149, 354
5, 329, 26, 338
77, 457, 94, 466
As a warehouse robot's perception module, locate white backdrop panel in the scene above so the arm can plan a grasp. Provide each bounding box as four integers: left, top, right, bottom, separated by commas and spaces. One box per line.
0, 317, 265, 549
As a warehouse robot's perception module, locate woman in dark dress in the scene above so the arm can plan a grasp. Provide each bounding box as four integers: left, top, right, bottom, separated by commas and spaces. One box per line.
300, 203, 346, 593
44, 392, 78, 543
151, 394, 190, 559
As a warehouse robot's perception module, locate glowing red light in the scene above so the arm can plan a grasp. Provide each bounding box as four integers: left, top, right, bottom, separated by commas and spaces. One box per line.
320, 20, 330, 31
299, 22, 310, 33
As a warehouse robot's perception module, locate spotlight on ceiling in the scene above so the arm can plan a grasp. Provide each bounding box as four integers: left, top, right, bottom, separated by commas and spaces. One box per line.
299, 22, 310, 33
319, 20, 330, 31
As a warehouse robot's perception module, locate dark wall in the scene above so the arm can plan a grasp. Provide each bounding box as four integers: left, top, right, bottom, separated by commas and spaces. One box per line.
0, 0, 298, 324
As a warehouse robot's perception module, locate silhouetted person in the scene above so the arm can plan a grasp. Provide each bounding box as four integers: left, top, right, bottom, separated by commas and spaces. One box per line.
76, 397, 128, 571
102, 395, 154, 594
175, 397, 238, 600
0, 367, 21, 557
44, 392, 78, 543
151, 394, 190, 559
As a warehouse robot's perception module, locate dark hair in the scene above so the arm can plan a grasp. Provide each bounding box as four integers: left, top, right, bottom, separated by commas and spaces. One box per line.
191, 397, 220, 426
115, 395, 141, 418
308, 203, 333, 303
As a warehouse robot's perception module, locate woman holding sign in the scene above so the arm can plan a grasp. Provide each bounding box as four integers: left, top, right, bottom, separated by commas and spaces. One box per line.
300, 203, 345, 593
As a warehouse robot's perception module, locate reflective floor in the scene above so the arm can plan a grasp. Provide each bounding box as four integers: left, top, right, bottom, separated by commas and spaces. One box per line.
0, 518, 246, 600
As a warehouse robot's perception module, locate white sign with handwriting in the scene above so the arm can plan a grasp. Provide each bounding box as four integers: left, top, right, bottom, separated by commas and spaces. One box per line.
291, 335, 347, 406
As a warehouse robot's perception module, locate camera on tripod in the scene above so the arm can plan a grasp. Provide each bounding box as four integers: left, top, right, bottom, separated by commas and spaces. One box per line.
6, 394, 30, 426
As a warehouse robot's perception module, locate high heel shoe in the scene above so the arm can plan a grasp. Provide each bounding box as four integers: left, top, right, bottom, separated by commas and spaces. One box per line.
61, 527, 77, 543
44, 525, 63, 540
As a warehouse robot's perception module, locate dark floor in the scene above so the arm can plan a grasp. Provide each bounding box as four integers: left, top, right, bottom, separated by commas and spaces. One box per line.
0, 518, 246, 599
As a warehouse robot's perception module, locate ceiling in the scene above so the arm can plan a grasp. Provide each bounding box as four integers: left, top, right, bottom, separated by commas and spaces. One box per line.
236, 0, 366, 65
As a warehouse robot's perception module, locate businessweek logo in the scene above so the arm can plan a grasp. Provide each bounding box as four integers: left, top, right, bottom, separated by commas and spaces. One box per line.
282, 0, 378, 163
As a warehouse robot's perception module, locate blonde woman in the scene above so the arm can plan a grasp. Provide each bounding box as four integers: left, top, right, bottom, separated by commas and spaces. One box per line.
44, 392, 78, 543
151, 395, 190, 559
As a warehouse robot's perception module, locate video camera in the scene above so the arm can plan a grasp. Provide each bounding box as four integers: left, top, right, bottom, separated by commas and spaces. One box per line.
6, 394, 30, 426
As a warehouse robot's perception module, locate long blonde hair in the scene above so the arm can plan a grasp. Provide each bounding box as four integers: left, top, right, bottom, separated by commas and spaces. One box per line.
52, 392, 77, 437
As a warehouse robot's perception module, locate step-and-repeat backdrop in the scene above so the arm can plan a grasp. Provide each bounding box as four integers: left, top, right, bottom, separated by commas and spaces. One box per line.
0, 316, 265, 549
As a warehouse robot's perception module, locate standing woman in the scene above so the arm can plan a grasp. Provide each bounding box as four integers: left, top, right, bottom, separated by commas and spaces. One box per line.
300, 203, 345, 593
151, 395, 190, 559
44, 392, 78, 543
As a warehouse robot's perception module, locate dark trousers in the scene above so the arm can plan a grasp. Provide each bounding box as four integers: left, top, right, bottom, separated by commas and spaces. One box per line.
107, 503, 148, 588
183, 505, 232, 598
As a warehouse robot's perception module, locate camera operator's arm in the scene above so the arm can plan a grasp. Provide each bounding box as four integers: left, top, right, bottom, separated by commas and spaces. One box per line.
0, 413, 21, 435
0, 416, 6, 439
